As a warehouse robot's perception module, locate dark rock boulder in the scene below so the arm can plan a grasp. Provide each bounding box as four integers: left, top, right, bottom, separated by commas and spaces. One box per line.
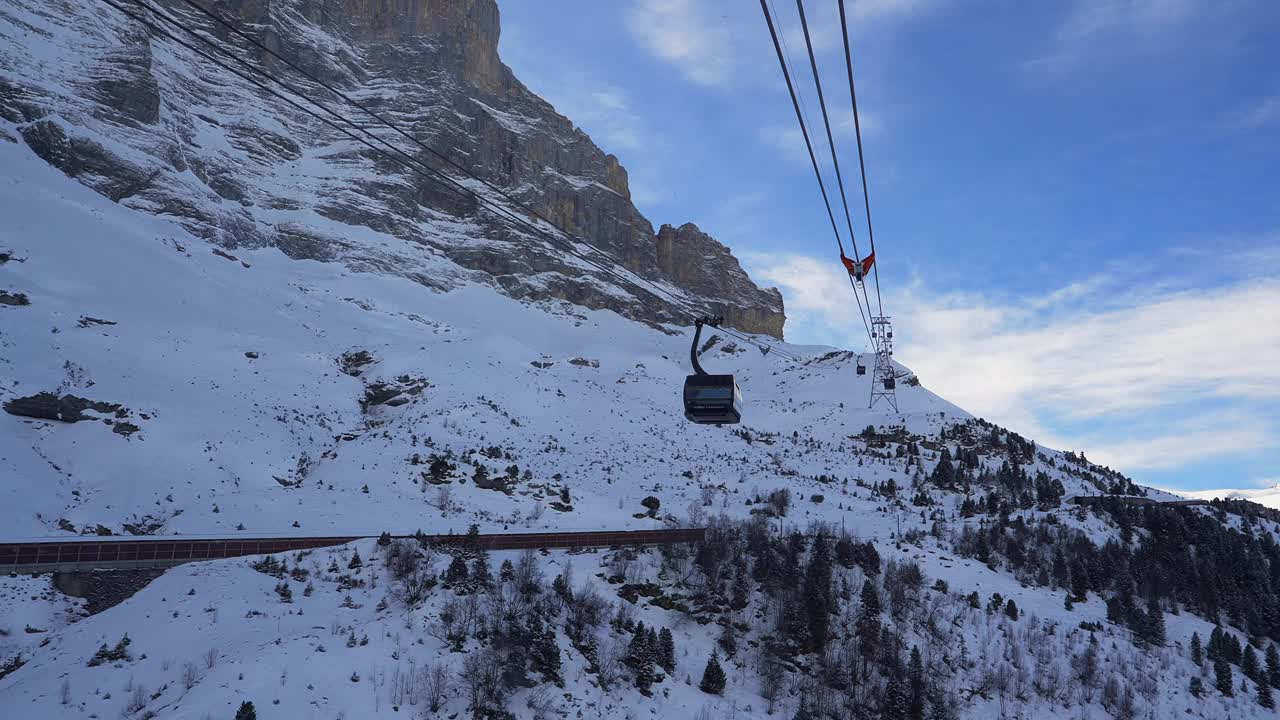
0, 291, 30, 306
3, 393, 125, 423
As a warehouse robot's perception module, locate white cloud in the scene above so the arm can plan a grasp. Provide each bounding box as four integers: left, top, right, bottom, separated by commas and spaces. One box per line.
625, 0, 939, 90
1058, 0, 1198, 42
1232, 97, 1280, 131
1076, 412, 1275, 471
1028, 0, 1210, 71
624, 0, 735, 88
744, 249, 1280, 471
847, 0, 942, 23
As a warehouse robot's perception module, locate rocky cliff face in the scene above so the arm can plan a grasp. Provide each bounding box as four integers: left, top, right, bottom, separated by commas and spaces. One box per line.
0, 0, 785, 337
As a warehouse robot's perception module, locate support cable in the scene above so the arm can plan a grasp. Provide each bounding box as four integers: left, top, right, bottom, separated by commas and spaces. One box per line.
838, 0, 885, 317
794, 0, 877, 324
759, 0, 874, 347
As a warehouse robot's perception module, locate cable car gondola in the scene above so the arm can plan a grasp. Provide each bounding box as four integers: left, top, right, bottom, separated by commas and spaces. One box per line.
683, 316, 742, 425
856, 354, 866, 376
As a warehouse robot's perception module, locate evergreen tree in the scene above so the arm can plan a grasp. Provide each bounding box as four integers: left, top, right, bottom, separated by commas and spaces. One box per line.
1244, 645, 1261, 683
551, 572, 572, 602
347, 549, 363, 570
1145, 596, 1165, 645
883, 677, 909, 720
835, 535, 856, 568
1070, 559, 1089, 600
803, 533, 834, 652
930, 451, 955, 488
731, 568, 751, 611
1189, 676, 1203, 698
857, 580, 881, 659
860, 579, 881, 616
444, 554, 469, 586
1004, 599, 1018, 621
470, 554, 491, 591
629, 622, 655, 692
1209, 627, 1224, 662
499, 558, 514, 583
699, 652, 727, 695
1191, 632, 1203, 665
1261, 681, 1275, 710
908, 646, 926, 720
974, 531, 991, 563
658, 627, 676, 673
1266, 643, 1280, 688
927, 685, 955, 720
235, 701, 257, 720
628, 622, 648, 663
530, 618, 562, 686
1051, 551, 1069, 588
718, 622, 738, 657
781, 592, 809, 650
1216, 656, 1235, 697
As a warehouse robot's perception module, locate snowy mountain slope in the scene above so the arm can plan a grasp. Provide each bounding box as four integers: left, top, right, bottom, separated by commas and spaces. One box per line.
0, 136, 1137, 542
11, 114, 1280, 718
3, 3, 1280, 718
2, 529, 1274, 719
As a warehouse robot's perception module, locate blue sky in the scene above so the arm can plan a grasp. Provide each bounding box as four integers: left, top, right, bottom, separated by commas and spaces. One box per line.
497, 0, 1280, 492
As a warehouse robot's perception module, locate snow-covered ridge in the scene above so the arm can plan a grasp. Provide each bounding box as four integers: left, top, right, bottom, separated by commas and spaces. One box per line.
1173, 484, 1280, 510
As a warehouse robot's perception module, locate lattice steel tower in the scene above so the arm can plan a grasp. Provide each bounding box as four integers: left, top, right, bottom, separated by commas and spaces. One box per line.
869, 316, 898, 412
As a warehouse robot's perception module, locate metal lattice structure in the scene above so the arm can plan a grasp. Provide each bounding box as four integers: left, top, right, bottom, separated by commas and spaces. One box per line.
869, 315, 898, 412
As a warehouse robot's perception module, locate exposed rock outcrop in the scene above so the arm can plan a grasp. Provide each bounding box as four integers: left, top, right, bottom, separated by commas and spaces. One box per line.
0, 0, 785, 337
3, 392, 124, 423
656, 223, 785, 339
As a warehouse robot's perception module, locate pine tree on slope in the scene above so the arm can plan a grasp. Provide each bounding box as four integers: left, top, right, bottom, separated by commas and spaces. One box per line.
235, 701, 257, 720
1145, 596, 1165, 646
883, 677, 909, 720
718, 622, 738, 657
699, 652, 726, 695
908, 646, 926, 720
1004, 599, 1018, 621
1216, 656, 1235, 697
657, 627, 676, 673
1191, 632, 1203, 666
1245, 645, 1261, 683
1266, 643, 1280, 689
1208, 627, 1224, 662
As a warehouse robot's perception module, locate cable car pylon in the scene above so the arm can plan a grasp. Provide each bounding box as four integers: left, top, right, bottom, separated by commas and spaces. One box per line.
868, 316, 898, 412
